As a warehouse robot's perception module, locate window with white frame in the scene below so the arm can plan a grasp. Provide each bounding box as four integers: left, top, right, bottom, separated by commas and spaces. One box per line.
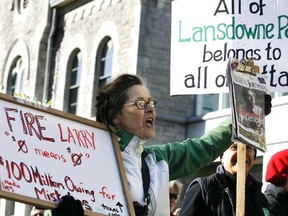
195, 93, 230, 116
271, 92, 288, 97
66, 50, 82, 115
196, 91, 287, 116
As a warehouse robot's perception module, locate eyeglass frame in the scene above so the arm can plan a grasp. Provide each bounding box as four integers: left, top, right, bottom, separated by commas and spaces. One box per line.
123, 99, 157, 110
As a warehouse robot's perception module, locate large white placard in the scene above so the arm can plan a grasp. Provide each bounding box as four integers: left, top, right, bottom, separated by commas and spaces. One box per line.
0, 94, 134, 216
171, 0, 288, 95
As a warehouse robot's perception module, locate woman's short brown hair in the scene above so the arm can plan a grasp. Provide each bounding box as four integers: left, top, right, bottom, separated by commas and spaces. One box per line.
95, 74, 143, 127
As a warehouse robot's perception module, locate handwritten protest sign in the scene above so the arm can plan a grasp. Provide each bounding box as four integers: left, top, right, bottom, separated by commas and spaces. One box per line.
171, 0, 288, 95
0, 93, 134, 216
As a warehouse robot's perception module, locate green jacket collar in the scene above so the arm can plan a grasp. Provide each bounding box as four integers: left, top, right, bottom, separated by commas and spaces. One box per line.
116, 130, 146, 153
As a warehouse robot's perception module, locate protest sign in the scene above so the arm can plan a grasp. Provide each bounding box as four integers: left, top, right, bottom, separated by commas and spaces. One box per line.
226, 58, 269, 215
0, 93, 134, 216
227, 58, 268, 152
171, 0, 288, 95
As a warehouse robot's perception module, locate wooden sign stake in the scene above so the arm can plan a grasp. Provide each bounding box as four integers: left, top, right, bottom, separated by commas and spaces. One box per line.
236, 142, 246, 216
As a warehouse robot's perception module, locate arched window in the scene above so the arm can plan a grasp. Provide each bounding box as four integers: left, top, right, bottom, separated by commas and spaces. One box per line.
98, 37, 114, 89
8, 57, 26, 96
66, 50, 82, 114
92, 37, 114, 117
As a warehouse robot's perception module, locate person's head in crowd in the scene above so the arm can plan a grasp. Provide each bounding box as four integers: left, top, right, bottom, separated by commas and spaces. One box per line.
265, 149, 288, 188
169, 180, 183, 213
220, 143, 257, 176
96, 74, 157, 140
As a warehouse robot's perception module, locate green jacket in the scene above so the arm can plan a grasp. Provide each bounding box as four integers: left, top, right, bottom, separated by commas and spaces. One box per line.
118, 118, 233, 216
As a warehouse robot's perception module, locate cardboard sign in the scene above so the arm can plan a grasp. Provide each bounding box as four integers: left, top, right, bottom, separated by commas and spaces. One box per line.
171, 0, 288, 95
0, 93, 134, 216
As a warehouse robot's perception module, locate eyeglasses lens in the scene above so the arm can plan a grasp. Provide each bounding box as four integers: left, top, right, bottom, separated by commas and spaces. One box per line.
136, 101, 146, 109
135, 100, 157, 109
148, 100, 156, 107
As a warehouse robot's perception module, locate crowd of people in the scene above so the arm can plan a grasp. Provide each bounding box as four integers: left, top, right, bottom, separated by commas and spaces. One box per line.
29, 73, 288, 216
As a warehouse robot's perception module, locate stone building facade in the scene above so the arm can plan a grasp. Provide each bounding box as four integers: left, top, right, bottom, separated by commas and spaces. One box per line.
0, 0, 197, 215
0, 0, 287, 215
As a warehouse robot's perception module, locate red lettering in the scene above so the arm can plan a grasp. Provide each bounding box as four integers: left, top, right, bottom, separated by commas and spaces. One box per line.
30, 166, 44, 186
34, 187, 62, 202
4, 108, 17, 132
58, 124, 96, 150
73, 129, 87, 148
10, 161, 22, 181
58, 123, 67, 142
99, 186, 116, 200
21, 162, 32, 183
67, 127, 76, 144
35, 115, 55, 142
24, 112, 43, 139
19, 111, 28, 134
85, 130, 95, 149
5, 160, 11, 179
5, 107, 55, 142
82, 200, 92, 211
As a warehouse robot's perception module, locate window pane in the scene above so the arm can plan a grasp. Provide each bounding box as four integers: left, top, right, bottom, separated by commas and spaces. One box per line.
222, 93, 230, 109
9, 57, 25, 95
67, 51, 81, 114
203, 94, 218, 112
68, 105, 77, 114
69, 88, 78, 104
68, 88, 78, 114
99, 38, 113, 83
70, 69, 77, 86
70, 55, 79, 86
11, 73, 17, 95
196, 94, 219, 115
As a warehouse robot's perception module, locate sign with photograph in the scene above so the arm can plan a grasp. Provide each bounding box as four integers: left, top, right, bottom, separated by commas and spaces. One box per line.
227, 58, 268, 152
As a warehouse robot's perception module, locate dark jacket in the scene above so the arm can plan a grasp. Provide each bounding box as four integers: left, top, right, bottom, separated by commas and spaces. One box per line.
180, 165, 270, 216
264, 183, 288, 216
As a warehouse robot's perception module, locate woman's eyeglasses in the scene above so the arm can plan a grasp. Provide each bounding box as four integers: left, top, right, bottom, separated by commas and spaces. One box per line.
123, 100, 157, 110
